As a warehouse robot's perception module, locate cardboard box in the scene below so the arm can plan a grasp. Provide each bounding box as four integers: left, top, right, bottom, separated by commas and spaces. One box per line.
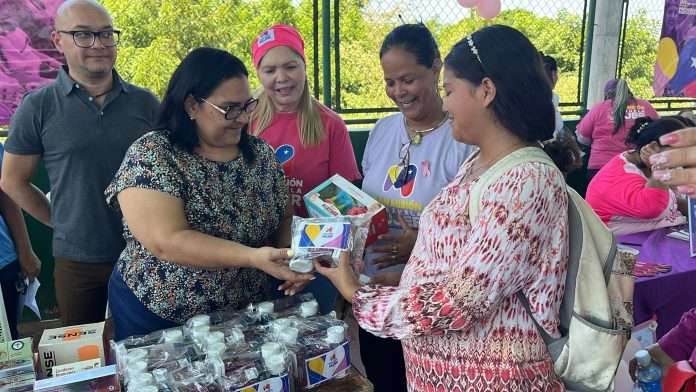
52, 359, 101, 378
33, 364, 120, 392
0, 338, 34, 379
38, 322, 105, 378
304, 174, 388, 245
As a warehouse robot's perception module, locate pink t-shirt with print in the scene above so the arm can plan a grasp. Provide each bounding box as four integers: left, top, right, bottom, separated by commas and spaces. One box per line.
252, 105, 361, 217
586, 153, 685, 235
576, 99, 658, 169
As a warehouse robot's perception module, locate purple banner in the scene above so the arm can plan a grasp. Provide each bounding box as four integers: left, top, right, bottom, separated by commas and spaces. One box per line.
0, 0, 64, 125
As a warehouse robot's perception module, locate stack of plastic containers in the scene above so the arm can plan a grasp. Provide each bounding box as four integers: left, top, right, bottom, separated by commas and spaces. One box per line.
110, 294, 351, 391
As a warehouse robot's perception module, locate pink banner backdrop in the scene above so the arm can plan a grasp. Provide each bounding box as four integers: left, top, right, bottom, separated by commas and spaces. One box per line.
0, 0, 64, 125
654, 0, 696, 97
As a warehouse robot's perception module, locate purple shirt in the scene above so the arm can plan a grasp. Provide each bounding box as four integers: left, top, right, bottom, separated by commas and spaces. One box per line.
659, 307, 696, 365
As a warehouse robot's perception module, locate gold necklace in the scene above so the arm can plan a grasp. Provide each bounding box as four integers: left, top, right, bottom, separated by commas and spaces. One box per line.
403, 112, 449, 145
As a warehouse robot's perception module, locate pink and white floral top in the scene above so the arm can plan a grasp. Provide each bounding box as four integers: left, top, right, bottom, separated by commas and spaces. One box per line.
353, 158, 569, 391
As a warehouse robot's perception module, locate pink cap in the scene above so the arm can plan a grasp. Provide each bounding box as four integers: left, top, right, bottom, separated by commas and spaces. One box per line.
251, 24, 306, 68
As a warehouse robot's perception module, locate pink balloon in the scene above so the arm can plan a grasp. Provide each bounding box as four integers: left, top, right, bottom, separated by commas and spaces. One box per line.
457, 0, 480, 7
476, 0, 502, 19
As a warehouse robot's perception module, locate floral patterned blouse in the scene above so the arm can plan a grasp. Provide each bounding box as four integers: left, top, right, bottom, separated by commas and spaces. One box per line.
106, 131, 288, 323
353, 158, 569, 391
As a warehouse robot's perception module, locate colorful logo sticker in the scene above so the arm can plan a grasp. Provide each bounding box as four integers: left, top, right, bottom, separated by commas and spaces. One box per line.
235, 374, 290, 392
275, 144, 295, 175
305, 341, 351, 388
383, 164, 418, 197
298, 223, 351, 249
257, 29, 276, 47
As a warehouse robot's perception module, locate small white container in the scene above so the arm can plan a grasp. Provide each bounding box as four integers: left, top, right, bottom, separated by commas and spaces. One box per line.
261, 342, 282, 360
191, 324, 210, 337
326, 326, 346, 345
163, 329, 184, 344
300, 300, 319, 318
257, 301, 275, 314
279, 327, 299, 345
264, 354, 286, 376
190, 314, 211, 328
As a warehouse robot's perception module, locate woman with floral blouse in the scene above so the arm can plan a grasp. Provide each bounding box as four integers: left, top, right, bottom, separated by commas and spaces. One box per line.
317, 25, 570, 391
106, 48, 313, 340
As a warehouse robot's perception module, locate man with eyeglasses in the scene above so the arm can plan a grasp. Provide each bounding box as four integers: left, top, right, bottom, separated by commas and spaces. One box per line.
0, 0, 159, 326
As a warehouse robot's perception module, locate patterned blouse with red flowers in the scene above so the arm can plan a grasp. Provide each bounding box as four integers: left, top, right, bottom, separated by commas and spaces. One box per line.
352, 157, 569, 392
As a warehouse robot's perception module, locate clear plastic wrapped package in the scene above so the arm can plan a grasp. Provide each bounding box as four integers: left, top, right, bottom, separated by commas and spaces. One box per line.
289, 216, 369, 273
110, 292, 352, 391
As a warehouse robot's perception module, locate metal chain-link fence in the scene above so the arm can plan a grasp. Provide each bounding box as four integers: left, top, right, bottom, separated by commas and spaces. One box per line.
334, 0, 588, 123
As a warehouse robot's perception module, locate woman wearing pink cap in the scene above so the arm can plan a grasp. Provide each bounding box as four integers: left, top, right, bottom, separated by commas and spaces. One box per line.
250, 24, 361, 314
250, 24, 361, 218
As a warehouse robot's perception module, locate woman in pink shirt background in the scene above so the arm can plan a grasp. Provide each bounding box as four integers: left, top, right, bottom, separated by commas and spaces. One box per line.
577, 78, 658, 180
250, 24, 361, 219
249, 24, 361, 313
586, 116, 691, 235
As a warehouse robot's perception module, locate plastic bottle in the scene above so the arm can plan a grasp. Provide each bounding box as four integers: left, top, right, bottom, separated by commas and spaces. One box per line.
163, 328, 184, 344
326, 326, 348, 379
261, 342, 283, 360
190, 314, 211, 328
265, 353, 287, 376
635, 349, 662, 392
257, 301, 275, 315
300, 300, 319, 318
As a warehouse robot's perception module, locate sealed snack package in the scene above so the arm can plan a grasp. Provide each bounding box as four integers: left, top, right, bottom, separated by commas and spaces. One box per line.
289, 216, 369, 273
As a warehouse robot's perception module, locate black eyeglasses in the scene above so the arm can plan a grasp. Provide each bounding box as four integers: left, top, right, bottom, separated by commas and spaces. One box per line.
200, 97, 258, 121
395, 141, 416, 186
58, 30, 120, 48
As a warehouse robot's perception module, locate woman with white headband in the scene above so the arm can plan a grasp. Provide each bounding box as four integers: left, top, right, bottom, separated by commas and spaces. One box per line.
316, 25, 569, 391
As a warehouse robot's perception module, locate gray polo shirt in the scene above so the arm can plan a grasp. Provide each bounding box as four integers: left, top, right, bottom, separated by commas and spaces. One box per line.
5, 66, 159, 263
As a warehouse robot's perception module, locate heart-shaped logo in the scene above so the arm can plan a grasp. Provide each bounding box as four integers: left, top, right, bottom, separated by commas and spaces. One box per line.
275, 144, 295, 165
383, 164, 417, 197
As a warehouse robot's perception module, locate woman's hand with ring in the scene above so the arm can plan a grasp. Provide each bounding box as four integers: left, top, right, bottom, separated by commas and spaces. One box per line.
372, 215, 417, 269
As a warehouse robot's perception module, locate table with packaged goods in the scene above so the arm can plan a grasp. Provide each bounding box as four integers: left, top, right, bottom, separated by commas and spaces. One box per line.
7, 293, 375, 391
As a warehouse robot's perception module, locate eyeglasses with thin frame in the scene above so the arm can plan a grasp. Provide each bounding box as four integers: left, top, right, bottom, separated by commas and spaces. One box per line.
57, 30, 120, 48
200, 97, 258, 121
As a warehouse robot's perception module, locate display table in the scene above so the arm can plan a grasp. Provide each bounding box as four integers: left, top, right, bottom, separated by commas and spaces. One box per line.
618, 228, 696, 338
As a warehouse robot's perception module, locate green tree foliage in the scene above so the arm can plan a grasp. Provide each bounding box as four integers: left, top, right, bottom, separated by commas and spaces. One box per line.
619, 10, 661, 100
100, 0, 661, 111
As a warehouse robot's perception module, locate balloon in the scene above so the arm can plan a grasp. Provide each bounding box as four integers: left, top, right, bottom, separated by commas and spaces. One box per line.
656, 37, 679, 79
457, 0, 480, 7
476, 0, 501, 19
